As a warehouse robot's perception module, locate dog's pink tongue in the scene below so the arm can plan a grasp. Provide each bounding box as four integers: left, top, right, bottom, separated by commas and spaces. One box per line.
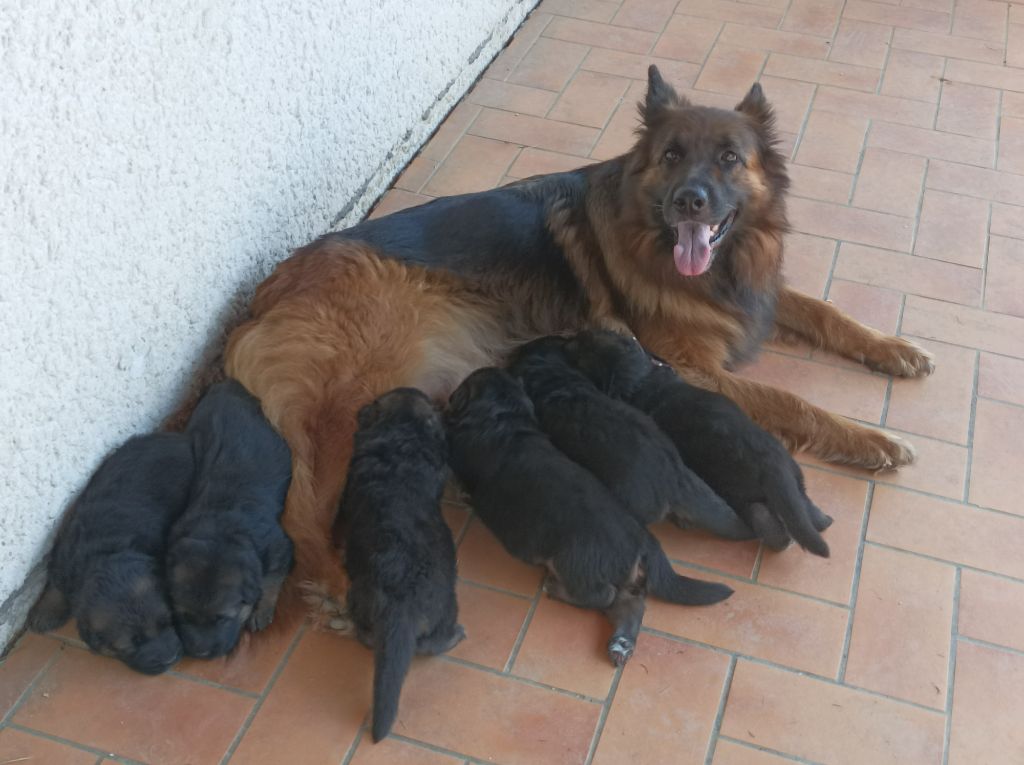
672, 222, 713, 277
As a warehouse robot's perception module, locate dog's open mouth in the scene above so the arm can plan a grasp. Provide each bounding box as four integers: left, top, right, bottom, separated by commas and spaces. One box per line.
672, 210, 736, 277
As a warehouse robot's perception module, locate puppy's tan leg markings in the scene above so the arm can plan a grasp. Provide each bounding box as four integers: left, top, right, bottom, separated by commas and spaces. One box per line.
776, 287, 935, 378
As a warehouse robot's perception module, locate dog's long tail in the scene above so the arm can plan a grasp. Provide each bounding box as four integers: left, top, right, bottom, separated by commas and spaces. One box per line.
372, 606, 417, 742
763, 465, 832, 558
642, 531, 734, 605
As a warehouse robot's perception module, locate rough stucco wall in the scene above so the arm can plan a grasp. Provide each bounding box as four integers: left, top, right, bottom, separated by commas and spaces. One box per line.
0, 0, 536, 649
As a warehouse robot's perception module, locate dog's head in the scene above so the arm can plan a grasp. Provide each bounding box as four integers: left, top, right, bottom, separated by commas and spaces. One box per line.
75, 553, 183, 675
563, 329, 655, 399
625, 66, 788, 280
166, 522, 262, 659
446, 367, 534, 429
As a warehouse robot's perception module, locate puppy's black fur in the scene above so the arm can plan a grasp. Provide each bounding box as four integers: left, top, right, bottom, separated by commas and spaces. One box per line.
446, 368, 733, 666
565, 330, 833, 557
341, 388, 464, 742
167, 379, 294, 659
508, 336, 753, 539
27, 433, 192, 675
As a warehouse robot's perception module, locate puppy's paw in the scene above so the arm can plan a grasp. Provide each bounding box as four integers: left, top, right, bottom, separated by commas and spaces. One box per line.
865, 336, 935, 378
445, 624, 467, 652
246, 604, 275, 633
607, 636, 635, 667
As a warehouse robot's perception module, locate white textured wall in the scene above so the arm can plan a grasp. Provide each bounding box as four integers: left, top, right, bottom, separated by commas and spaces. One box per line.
0, 0, 536, 649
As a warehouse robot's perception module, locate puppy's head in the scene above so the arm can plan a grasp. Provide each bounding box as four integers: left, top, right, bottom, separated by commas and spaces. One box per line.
626, 66, 787, 280
563, 329, 656, 399
357, 387, 445, 448
75, 553, 182, 675
446, 367, 534, 429
166, 524, 262, 659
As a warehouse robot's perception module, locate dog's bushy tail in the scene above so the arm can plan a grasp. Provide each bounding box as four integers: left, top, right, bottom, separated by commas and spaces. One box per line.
764, 465, 831, 558
372, 607, 417, 742
642, 531, 734, 605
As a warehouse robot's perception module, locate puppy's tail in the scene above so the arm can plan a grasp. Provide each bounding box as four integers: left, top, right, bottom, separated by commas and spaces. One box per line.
764, 465, 831, 558
372, 607, 417, 742
642, 531, 734, 606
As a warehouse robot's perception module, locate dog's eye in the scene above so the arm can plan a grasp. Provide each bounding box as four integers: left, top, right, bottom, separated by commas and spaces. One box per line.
663, 148, 681, 163
720, 150, 738, 164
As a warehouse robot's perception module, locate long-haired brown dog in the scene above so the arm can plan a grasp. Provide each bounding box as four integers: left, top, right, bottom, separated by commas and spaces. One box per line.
224, 66, 933, 606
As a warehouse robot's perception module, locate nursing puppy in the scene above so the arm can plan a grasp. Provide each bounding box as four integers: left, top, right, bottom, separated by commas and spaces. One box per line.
341, 388, 464, 742
166, 379, 293, 659
508, 335, 753, 539
566, 330, 832, 556
27, 433, 192, 675
446, 367, 732, 666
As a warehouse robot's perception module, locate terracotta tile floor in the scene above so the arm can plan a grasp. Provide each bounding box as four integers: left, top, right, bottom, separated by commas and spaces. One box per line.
4, 1, 1024, 762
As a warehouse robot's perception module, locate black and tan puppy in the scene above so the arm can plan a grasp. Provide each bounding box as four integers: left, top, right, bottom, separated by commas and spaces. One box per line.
340, 387, 464, 742
446, 367, 732, 666
565, 330, 833, 556
27, 433, 192, 675
508, 335, 753, 539
166, 379, 293, 659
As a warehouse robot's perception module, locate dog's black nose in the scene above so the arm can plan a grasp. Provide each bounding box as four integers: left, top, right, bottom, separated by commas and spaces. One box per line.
673, 186, 708, 215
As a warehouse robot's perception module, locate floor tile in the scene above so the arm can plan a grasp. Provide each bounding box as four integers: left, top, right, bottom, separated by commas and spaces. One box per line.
653, 522, 760, 579
952, 0, 1007, 42
852, 147, 927, 218
902, 294, 1024, 359
721, 660, 946, 765
948, 641, 1024, 764
985, 235, 1024, 319
581, 47, 702, 85
548, 70, 631, 129
0, 633, 61, 719
872, 430, 968, 500
869, 121, 995, 169
914, 189, 990, 268
590, 81, 647, 159
511, 596, 616, 698
543, 15, 657, 54
456, 518, 544, 596
813, 86, 936, 128
370, 190, 433, 219
789, 163, 853, 203
999, 115, 1024, 175
423, 135, 521, 197
844, 545, 955, 708
977, 352, 1024, 406
936, 82, 1000, 139
394, 659, 600, 765
958, 569, 1024, 653
419, 102, 483, 162
448, 582, 531, 671
927, 159, 1024, 207
1008, 22, 1024, 68
468, 109, 597, 157
487, 12, 554, 81
175, 618, 300, 695
228, 631, 369, 764
506, 37, 590, 92
835, 242, 982, 305
677, 0, 784, 28
969, 398, 1024, 516
0, 727, 97, 765
881, 49, 945, 103
348, 735, 465, 765
782, 0, 845, 36
757, 76, 817, 134
644, 565, 848, 676
592, 634, 730, 765
694, 45, 767, 97
781, 231, 836, 298
825, 278, 903, 335
868, 485, 1024, 579
13, 645, 252, 765
394, 155, 439, 193
829, 19, 892, 68
718, 24, 831, 59
467, 78, 559, 117
945, 58, 1024, 93
795, 111, 868, 173
713, 739, 795, 764
764, 53, 880, 92
843, 0, 951, 33
891, 27, 1003, 64
507, 147, 594, 178
788, 196, 914, 251
756, 468, 870, 604
990, 201, 1024, 240
886, 338, 977, 444
540, 0, 619, 23
612, 0, 679, 32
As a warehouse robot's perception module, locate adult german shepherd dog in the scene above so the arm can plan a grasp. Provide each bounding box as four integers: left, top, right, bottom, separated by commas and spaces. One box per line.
225, 66, 934, 602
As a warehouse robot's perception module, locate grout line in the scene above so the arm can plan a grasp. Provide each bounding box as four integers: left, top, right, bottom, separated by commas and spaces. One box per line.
4, 723, 147, 765
932, 58, 948, 131
837, 481, 876, 682
717, 735, 826, 765
789, 82, 818, 162
456, 576, 535, 602
339, 725, 365, 765
583, 662, 625, 765
961, 349, 982, 503
502, 579, 544, 672
819, 237, 841, 302
976, 392, 1024, 411
389, 732, 492, 765
544, 45, 591, 121
957, 633, 1024, 660
909, 157, 930, 254
749, 543, 766, 581
641, 627, 949, 715
1, 639, 64, 727
669, 558, 851, 609
453, 509, 475, 547
165, 670, 261, 700
217, 623, 308, 765
980, 200, 994, 308
865, 540, 1024, 587
941, 567, 962, 765
703, 655, 737, 765
439, 653, 608, 704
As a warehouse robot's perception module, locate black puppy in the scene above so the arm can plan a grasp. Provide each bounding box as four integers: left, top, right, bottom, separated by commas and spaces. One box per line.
27, 433, 192, 675
508, 336, 753, 539
446, 368, 732, 667
565, 330, 833, 557
341, 388, 465, 742
166, 379, 294, 659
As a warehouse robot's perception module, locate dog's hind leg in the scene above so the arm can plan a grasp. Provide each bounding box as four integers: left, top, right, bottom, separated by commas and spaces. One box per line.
775, 287, 934, 378
605, 588, 645, 667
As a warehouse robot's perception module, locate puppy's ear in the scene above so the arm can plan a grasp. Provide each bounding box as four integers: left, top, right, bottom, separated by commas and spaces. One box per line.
735, 83, 775, 131
641, 65, 687, 125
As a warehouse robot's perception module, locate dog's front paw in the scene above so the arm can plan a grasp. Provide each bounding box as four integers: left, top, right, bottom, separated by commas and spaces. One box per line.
607, 635, 635, 667
843, 428, 918, 471
866, 336, 935, 378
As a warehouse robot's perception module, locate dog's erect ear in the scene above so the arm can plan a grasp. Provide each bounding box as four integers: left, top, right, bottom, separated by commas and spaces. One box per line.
641, 65, 686, 124
735, 82, 774, 128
